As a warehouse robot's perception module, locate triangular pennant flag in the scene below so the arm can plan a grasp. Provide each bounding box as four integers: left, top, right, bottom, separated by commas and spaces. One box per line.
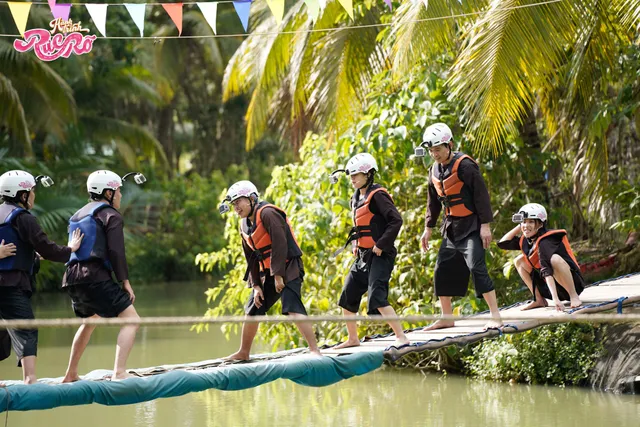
303, 0, 319, 21
7, 2, 32, 37
51, 3, 71, 21
124, 3, 146, 37
197, 3, 217, 35
232, 1, 251, 32
48, 0, 55, 9
265, 0, 284, 25
337, 0, 353, 19
162, 3, 183, 36
86, 4, 108, 37
383, 0, 392, 10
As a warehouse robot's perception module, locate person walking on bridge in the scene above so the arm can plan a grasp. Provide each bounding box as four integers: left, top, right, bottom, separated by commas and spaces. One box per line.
62, 170, 146, 382
219, 180, 321, 360
0, 170, 83, 385
329, 153, 410, 349
415, 123, 502, 331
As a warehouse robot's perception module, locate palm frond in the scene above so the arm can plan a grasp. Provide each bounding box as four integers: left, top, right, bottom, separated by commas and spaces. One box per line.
448, 0, 576, 154
0, 71, 31, 156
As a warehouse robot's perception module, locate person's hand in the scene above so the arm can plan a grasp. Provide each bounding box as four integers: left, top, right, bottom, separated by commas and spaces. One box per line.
0, 240, 16, 259
123, 280, 136, 304
68, 229, 84, 252
275, 275, 285, 293
372, 246, 382, 256
420, 228, 433, 252
480, 223, 492, 249
553, 298, 564, 312
253, 285, 265, 308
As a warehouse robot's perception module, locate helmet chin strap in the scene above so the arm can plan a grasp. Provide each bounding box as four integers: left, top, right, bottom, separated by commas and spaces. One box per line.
359, 171, 375, 190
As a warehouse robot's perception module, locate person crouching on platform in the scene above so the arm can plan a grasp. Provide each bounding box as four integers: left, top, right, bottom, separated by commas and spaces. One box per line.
329, 154, 410, 349
415, 123, 502, 331
61, 170, 146, 382
498, 203, 584, 311
0, 170, 84, 385
219, 180, 321, 360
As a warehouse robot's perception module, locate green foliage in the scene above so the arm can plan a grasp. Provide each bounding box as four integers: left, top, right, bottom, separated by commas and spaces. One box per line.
610, 184, 640, 234
464, 323, 604, 385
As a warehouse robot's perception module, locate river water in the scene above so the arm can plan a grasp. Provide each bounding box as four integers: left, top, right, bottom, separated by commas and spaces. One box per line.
1, 283, 639, 427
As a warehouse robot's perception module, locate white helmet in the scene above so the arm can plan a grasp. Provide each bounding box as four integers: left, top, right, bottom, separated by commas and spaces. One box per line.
87, 170, 123, 195
219, 180, 259, 214
422, 123, 453, 148
0, 170, 53, 198
513, 203, 548, 223
345, 153, 378, 176
226, 180, 259, 203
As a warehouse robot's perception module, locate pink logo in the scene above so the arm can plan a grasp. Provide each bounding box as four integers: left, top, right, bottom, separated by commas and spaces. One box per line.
106, 181, 121, 189
237, 188, 252, 196
13, 19, 96, 62
440, 135, 451, 143
18, 181, 33, 189
358, 163, 372, 172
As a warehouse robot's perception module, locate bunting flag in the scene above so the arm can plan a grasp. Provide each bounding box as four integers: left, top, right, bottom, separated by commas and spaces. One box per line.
124, 3, 146, 37
337, 0, 353, 19
86, 4, 108, 37
197, 2, 217, 35
7, 2, 31, 37
265, 0, 284, 25
303, 0, 319, 21
383, 0, 392, 11
51, 3, 71, 21
232, 0, 251, 32
162, 3, 183, 36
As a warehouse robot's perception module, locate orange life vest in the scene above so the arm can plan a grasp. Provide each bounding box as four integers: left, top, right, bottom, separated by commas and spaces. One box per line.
352, 187, 390, 249
520, 229, 579, 271
240, 203, 301, 272
431, 153, 477, 217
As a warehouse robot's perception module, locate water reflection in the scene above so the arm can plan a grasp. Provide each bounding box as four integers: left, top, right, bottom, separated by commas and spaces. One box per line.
2, 284, 639, 426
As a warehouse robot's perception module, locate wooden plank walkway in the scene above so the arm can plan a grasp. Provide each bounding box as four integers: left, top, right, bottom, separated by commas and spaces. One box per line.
322, 274, 640, 361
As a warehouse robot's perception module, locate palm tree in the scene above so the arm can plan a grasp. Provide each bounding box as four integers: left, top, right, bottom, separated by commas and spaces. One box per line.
0, 5, 76, 158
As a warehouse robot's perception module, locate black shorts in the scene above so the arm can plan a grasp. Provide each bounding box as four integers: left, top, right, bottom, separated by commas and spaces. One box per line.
434, 232, 494, 298
339, 250, 394, 315
245, 276, 307, 316
0, 286, 38, 366
531, 269, 585, 301
66, 280, 133, 318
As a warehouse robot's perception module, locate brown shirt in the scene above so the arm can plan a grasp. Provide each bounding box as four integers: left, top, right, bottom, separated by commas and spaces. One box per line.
63, 206, 129, 286
0, 204, 71, 292
425, 154, 493, 242
242, 207, 303, 288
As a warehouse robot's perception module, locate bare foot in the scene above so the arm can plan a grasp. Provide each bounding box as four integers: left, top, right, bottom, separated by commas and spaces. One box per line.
111, 372, 133, 381
392, 336, 410, 348
0, 383, 5, 388
570, 296, 582, 309
521, 299, 547, 311
422, 320, 455, 331
62, 374, 81, 383
223, 351, 251, 361
483, 319, 503, 330
333, 339, 361, 349
309, 349, 323, 357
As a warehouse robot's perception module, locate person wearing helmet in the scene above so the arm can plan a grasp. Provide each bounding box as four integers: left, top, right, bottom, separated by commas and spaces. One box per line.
0, 170, 84, 385
498, 203, 584, 311
416, 123, 502, 331
329, 153, 410, 349
219, 180, 321, 360
61, 170, 146, 382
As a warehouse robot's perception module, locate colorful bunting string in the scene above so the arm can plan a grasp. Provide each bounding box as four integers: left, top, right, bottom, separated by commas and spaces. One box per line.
0, 0, 567, 40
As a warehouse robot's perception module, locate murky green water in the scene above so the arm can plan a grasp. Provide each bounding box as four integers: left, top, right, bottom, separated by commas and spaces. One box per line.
2, 283, 639, 427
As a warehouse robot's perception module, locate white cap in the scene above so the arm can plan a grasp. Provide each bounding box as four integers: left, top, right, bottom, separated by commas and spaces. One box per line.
422, 123, 453, 148
515, 203, 548, 222
226, 180, 259, 203
345, 153, 378, 176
